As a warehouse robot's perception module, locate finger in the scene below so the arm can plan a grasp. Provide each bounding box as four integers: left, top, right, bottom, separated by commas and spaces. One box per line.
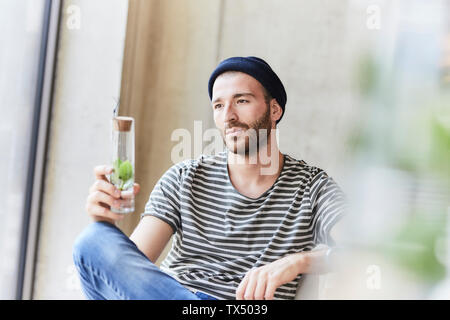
109, 183, 139, 199
133, 183, 140, 195
243, 270, 259, 300
88, 190, 116, 208
264, 277, 278, 300
93, 165, 113, 182
120, 189, 134, 199
90, 179, 121, 199
98, 202, 125, 220
86, 202, 125, 221
254, 272, 268, 300
236, 272, 250, 300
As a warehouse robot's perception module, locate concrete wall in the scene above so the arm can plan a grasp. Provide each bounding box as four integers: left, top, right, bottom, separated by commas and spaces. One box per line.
33, 0, 129, 299
218, 0, 360, 181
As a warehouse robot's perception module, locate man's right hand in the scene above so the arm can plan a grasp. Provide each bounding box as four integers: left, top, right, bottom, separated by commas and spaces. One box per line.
86, 165, 140, 224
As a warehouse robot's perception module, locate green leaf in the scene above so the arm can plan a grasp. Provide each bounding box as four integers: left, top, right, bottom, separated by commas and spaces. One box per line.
113, 158, 122, 171
111, 159, 123, 187
118, 160, 133, 181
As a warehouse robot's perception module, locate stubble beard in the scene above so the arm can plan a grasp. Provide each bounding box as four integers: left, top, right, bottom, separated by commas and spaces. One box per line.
223, 104, 272, 157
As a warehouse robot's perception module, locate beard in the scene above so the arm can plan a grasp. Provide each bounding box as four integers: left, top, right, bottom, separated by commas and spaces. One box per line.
222, 104, 272, 156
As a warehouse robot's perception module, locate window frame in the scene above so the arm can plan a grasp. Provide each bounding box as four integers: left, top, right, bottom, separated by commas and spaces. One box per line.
16, 0, 62, 300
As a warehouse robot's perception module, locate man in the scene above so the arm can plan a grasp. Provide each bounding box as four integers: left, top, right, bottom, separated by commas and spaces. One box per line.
73, 56, 347, 300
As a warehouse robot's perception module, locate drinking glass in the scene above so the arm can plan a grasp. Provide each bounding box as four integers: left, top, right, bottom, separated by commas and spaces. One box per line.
110, 116, 135, 214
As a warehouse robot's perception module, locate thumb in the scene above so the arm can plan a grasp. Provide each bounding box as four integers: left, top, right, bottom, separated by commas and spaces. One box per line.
133, 183, 140, 195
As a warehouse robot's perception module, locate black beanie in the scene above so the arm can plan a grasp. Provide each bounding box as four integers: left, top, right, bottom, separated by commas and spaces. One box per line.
208, 56, 287, 123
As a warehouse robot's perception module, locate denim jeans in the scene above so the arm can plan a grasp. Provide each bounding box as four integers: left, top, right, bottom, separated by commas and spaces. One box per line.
72, 221, 217, 300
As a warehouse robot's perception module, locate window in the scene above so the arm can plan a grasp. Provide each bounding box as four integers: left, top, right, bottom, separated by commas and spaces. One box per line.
0, 0, 59, 299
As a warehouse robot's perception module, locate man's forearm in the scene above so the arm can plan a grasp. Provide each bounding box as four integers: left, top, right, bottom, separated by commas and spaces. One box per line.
290, 247, 331, 275
236, 246, 335, 299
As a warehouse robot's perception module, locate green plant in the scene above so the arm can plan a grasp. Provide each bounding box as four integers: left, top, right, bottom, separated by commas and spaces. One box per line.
111, 158, 133, 190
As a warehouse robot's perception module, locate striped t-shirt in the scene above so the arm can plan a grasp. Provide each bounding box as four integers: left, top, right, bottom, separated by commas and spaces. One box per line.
142, 151, 346, 300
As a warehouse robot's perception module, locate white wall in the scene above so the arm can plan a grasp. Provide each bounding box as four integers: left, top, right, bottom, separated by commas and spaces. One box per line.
33, 0, 129, 299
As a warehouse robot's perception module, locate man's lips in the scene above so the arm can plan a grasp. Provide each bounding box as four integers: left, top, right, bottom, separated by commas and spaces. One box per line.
225, 127, 245, 136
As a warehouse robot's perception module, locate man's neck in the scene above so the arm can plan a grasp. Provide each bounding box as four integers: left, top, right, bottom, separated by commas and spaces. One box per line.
227, 144, 284, 185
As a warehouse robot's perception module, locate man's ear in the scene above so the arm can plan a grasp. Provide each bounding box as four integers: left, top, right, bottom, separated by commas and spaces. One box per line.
271, 99, 283, 123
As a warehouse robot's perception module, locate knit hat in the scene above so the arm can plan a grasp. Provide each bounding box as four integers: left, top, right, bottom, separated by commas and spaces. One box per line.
208, 56, 287, 123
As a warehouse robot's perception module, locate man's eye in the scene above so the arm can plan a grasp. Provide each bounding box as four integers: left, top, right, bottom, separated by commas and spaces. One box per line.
237, 99, 248, 104
214, 104, 223, 109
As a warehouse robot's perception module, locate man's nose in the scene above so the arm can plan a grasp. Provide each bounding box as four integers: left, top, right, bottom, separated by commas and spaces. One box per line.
223, 102, 237, 123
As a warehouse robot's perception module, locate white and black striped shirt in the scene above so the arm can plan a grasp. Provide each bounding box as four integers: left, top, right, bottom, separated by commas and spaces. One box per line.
142, 151, 346, 300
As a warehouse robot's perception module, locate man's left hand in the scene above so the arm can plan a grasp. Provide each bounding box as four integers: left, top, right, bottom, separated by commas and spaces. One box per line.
235, 253, 305, 300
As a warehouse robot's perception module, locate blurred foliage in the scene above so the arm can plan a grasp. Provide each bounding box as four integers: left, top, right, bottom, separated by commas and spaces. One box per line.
393, 99, 450, 178
429, 110, 450, 176
349, 49, 450, 286
356, 52, 379, 98
345, 53, 375, 156
383, 211, 447, 284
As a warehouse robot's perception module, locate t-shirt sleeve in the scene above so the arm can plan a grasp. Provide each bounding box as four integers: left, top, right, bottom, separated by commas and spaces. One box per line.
140, 164, 184, 234
310, 170, 347, 247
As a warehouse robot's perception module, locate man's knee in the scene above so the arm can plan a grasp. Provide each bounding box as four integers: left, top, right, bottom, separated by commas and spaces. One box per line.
72, 221, 119, 268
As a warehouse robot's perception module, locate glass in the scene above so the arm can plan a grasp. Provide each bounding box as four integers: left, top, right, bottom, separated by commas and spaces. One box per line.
109, 116, 135, 214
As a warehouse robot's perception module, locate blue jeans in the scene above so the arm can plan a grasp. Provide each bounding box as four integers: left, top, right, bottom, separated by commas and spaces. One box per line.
72, 221, 217, 300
